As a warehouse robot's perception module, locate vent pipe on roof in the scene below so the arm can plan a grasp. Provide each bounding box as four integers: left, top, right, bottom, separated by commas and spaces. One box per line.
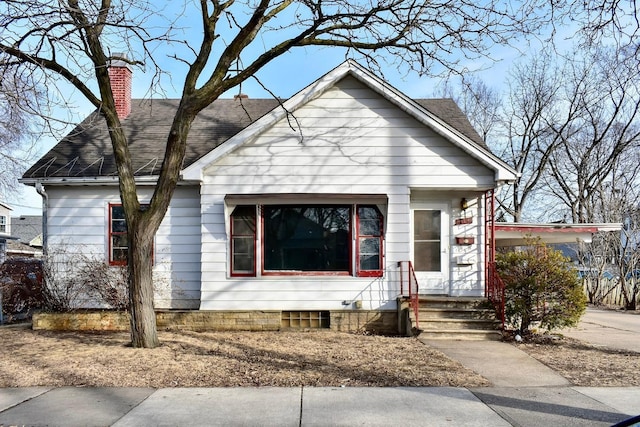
108, 53, 133, 120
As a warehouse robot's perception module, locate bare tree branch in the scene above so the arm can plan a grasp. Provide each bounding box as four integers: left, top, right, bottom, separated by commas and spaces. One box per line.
0, 0, 620, 347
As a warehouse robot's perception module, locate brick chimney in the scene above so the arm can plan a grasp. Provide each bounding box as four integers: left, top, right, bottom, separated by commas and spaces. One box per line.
108, 53, 132, 120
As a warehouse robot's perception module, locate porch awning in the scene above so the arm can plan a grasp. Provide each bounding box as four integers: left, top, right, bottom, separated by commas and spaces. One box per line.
494, 223, 622, 247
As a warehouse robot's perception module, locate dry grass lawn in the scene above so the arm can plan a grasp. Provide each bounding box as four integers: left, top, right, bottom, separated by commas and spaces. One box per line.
0, 327, 489, 388
2, 326, 639, 388
514, 336, 640, 387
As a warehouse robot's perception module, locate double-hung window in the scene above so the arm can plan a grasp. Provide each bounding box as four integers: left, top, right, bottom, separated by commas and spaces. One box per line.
230, 203, 384, 277
230, 206, 257, 276
108, 203, 152, 265
356, 206, 384, 277
0, 215, 6, 233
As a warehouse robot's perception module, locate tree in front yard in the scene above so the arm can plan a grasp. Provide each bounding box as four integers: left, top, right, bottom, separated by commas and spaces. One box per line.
0, 0, 624, 348
496, 238, 587, 334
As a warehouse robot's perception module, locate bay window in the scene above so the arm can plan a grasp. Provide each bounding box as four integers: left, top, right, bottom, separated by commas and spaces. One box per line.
264, 206, 350, 273
109, 204, 128, 265
229, 203, 384, 277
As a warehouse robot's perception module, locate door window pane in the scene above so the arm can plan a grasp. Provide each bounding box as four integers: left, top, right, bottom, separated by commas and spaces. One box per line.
414, 210, 441, 271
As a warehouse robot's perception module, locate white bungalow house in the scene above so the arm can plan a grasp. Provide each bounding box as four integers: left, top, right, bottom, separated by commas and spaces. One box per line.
23, 60, 529, 335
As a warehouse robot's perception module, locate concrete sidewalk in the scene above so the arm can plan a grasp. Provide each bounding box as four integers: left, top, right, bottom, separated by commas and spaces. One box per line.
1, 386, 639, 426
422, 339, 570, 387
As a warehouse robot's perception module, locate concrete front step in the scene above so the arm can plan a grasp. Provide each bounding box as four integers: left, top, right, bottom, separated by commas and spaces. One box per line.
414, 317, 500, 331
418, 308, 497, 320
419, 329, 504, 341
398, 296, 503, 340
416, 296, 492, 310
411, 296, 501, 340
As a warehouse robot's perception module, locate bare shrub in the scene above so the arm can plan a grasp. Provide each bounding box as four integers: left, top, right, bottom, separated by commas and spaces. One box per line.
41, 245, 181, 312
78, 261, 129, 310
41, 249, 86, 312
42, 246, 128, 311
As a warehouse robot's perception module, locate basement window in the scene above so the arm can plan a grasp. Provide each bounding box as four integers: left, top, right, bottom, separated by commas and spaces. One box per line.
281, 311, 330, 329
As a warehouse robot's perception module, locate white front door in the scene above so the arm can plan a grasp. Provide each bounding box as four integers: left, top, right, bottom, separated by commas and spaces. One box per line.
411, 204, 450, 294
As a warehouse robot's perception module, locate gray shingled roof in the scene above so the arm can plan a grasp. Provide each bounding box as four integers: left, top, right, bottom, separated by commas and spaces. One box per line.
24, 98, 280, 178
415, 99, 487, 147
24, 97, 485, 179
10, 215, 42, 245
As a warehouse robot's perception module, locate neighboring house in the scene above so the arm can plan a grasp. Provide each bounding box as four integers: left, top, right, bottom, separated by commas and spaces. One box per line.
0, 202, 13, 264
7, 215, 43, 258
22, 60, 522, 332
0, 203, 9, 235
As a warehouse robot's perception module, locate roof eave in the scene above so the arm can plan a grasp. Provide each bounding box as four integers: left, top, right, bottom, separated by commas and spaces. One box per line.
19, 176, 170, 188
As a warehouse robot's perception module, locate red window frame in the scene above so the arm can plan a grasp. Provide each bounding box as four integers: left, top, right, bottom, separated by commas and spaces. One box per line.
108, 203, 152, 266
229, 203, 384, 277
108, 204, 128, 265
230, 205, 257, 277
261, 205, 352, 277
355, 205, 384, 277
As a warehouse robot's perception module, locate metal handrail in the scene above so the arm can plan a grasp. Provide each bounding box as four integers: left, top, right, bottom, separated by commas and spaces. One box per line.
487, 261, 505, 328
398, 261, 419, 330
485, 189, 505, 329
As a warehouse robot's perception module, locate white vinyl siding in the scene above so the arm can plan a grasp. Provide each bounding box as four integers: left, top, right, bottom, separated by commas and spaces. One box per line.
46, 185, 201, 309
199, 76, 493, 310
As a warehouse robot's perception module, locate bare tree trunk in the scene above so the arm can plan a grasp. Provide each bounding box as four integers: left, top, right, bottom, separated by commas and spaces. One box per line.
127, 218, 158, 348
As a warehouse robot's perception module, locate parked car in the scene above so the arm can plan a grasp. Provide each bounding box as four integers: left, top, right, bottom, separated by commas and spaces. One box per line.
0, 257, 44, 320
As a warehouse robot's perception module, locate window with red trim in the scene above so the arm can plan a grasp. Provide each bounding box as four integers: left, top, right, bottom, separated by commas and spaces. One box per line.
108, 204, 152, 266
356, 206, 384, 277
263, 205, 351, 274
229, 203, 384, 277
230, 205, 256, 276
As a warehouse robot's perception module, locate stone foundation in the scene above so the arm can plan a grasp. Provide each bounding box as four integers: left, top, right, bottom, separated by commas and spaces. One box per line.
330, 310, 397, 335
156, 310, 281, 332
32, 311, 130, 332
32, 309, 399, 335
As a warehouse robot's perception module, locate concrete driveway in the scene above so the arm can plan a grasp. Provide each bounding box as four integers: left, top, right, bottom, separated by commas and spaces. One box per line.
562, 307, 640, 352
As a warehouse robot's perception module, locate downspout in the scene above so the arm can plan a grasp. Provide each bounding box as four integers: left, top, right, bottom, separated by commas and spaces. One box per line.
35, 182, 48, 257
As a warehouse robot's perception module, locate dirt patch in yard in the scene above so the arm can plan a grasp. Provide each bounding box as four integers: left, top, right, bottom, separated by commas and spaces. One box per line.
0, 327, 489, 388
514, 335, 640, 387
2, 326, 638, 388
